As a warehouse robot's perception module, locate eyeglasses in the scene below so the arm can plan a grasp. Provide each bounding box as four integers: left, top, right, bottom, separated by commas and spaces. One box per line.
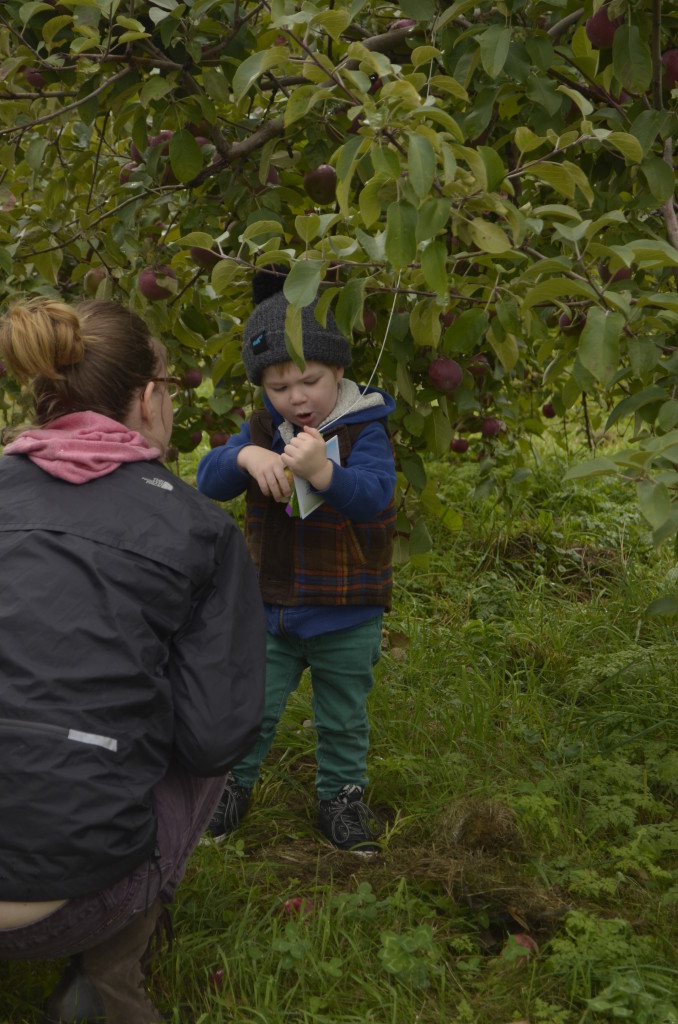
152, 376, 183, 399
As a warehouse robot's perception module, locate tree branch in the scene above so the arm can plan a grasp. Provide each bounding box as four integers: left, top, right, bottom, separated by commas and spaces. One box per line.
0, 68, 132, 137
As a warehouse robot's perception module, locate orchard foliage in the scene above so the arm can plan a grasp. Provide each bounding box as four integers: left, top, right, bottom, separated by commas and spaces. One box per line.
1, 0, 678, 549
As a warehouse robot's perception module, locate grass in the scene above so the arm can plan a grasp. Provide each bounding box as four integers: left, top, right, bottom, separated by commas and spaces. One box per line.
2, 441, 678, 1024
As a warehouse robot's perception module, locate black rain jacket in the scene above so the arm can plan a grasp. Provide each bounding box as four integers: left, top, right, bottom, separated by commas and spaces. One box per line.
0, 455, 265, 900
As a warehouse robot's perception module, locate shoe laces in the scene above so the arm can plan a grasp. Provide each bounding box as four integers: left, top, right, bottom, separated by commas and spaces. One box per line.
325, 788, 381, 845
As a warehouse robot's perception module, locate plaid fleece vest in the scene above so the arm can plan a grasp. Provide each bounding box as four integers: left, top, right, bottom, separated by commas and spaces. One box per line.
245, 410, 396, 609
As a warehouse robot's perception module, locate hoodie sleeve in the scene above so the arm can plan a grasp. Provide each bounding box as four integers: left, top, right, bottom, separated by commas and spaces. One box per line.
196, 422, 253, 501
319, 420, 396, 521
168, 521, 266, 776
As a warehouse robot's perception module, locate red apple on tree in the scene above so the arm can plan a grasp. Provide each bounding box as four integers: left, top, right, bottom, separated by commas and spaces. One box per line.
83, 267, 107, 296
428, 357, 463, 393
190, 246, 221, 270
138, 265, 176, 300
480, 417, 503, 437
24, 68, 46, 89
450, 437, 469, 453
469, 353, 490, 377
209, 431, 230, 448
599, 262, 633, 284
148, 130, 173, 155
542, 402, 556, 419
303, 164, 337, 206
663, 50, 678, 90
182, 369, 202, 389
585, 7, 620, 49
361, 307, 377, 333
119, 162, 137, 184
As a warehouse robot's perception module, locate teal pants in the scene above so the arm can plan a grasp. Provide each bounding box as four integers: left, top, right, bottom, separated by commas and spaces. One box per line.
232, 616, 383, 800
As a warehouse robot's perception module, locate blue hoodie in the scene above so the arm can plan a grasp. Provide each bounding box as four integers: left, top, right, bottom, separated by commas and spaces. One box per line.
197, 382, 397, 638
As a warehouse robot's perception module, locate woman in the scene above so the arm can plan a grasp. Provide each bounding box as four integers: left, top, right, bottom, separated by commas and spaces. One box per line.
0, 297, 266, 1023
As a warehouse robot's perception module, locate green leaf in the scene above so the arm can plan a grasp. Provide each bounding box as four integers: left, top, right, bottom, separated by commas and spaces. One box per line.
32, 248, 62, 285
397, 364, 417, 406
335, 278, 366, 337
411, 46, 442, 68
310, 9, 351, 40
415, 198, 451, 244
359, 177, 385, 229
42, 14, 72, 46
169, 130, 204, 183
410, 299, 441, 348
421, 241, 448, 297
645, 596, 678, 617
612, 24, 652, 94
444, 310, 489, 353
283, 260, 323, 309
522, 277, 597, 309
467, 218, 511, 254
528, 162, 576, 199
232, 48, 283, 103
578, 309, 623, 387
408, 517, 433, 556
241, 220, 284, 242
564, 458, 618, 480
295, 213, 321, 243
423, 405, 452, 456
605, 131, 643, 165
400, 453, 427, 489
637, 480, 671, 530
605, 385, 668, 429
336, 136, 365, 216
284, 304, 304, 365
284, 85, 334, 127
487, 330, 519, 373
478, 25, 510, 79
25, 137, 49, 172
202, 68, 230, 104
407, 133, 436, 198
640, 157, 675, 202
514, 127, 547, 154
478, 146, 506, 192
211, 260, 238, 294
139, 76, 174, 106
386, 202, 418, 268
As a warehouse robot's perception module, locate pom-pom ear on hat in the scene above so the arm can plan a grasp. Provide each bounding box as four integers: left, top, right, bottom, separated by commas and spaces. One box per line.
242, 268, 351, 385
252, 265, 287, 305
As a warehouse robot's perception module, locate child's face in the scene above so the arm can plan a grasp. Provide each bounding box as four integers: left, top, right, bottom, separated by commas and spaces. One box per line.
262, 360, 344, 429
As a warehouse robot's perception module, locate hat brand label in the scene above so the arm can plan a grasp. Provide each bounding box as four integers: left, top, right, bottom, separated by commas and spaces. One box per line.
251, 330, 268, 353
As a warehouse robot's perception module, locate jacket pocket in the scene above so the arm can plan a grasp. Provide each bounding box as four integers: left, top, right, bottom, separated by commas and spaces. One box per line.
344, 522, 366, 565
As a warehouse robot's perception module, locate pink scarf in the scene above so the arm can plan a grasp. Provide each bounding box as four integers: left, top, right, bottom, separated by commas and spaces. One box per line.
3, 411, 162, 484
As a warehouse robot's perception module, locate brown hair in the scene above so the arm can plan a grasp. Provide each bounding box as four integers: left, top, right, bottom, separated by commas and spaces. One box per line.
0, 298, 161, 427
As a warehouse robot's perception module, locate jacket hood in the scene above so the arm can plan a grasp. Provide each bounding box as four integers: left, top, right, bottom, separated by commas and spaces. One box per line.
3, 411, 161, 484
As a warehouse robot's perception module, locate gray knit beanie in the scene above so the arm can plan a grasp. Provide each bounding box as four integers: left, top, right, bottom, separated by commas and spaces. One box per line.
241, 270, 351, 386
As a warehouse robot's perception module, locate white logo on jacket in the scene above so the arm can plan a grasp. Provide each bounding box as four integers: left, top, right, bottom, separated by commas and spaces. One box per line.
142, 477, 174, 491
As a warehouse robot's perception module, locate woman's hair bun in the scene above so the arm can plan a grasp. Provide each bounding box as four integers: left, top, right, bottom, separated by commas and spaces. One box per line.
252, 265, 288, 306
0, 298, 84, 382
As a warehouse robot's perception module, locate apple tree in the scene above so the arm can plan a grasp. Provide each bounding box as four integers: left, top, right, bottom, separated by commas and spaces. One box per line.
1, 0, 678, 554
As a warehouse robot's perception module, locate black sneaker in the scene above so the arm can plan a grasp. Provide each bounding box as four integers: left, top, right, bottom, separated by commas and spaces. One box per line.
204, 773, 252, 843
317, 784, 382, 856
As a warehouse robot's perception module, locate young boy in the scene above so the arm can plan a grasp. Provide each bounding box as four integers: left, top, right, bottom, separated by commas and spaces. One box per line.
196, 273, 397, 854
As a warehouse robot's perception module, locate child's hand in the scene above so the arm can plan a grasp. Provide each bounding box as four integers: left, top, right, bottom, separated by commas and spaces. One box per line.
282, 427, 333, 491
237, 446, 293, 502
